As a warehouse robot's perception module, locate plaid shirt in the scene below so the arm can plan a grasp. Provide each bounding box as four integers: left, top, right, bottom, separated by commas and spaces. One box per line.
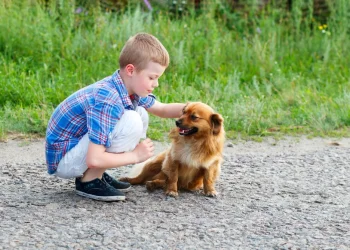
45, 70, 155, 174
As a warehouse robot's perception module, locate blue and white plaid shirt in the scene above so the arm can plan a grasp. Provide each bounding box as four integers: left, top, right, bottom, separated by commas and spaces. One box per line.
45, 70, 155, 174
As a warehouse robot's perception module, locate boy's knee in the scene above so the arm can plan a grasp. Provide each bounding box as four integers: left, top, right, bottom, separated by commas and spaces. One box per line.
136, 106, 149, 125
120, 110, 143, 137
136, 107, 149, 138
107, 109, 148, 153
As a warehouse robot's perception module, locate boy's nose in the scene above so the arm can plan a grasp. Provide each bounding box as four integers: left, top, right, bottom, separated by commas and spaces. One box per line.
153, 80, 159, 88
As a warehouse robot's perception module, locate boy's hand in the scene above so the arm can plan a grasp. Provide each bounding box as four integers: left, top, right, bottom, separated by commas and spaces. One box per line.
133, 138, 154, 163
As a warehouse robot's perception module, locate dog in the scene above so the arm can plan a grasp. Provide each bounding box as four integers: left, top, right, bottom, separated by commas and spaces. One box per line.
120, 102, 225, 197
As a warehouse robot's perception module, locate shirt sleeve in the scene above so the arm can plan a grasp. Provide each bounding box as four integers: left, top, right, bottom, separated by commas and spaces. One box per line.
138, 94, 156, 108
86, 102, 124, 147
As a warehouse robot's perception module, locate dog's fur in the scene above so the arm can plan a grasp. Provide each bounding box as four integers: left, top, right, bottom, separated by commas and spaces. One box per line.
120, 102, 225, 197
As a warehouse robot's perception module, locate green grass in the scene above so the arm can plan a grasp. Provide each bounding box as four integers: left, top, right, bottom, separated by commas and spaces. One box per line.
1, 0, 350, 141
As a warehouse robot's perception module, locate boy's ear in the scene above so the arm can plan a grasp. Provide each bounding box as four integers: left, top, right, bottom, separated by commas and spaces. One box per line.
125, 64, 135, 76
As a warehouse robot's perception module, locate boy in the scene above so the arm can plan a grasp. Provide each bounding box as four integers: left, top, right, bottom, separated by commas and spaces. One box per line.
45, 33, 185, 201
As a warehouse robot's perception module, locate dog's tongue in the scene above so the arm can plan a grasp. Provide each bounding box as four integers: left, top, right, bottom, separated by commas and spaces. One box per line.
179, 128, 190, 134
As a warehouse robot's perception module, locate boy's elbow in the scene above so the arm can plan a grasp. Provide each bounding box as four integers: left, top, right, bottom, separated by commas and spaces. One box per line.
86, 142, 106, 169
86, 157, 102, 169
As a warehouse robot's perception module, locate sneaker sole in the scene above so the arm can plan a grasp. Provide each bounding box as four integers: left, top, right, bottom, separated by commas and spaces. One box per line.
118, 186, 131, 192
76, 190, 125, 201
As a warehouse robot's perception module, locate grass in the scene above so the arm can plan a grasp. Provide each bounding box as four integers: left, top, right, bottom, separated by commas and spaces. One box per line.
0, 0, 350, 141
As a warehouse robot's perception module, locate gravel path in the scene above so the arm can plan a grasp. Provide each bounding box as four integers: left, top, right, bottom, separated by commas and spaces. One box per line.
1, 137, 350, 249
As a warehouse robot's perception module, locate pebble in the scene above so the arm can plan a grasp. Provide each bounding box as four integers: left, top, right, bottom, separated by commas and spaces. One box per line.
1, 138, 350, 248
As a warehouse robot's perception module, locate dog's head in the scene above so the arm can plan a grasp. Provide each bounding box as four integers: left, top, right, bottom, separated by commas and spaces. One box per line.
175, 102, 224, 137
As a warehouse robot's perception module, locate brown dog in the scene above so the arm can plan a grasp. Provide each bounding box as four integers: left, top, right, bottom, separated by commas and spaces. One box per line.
120, 102, 225, 197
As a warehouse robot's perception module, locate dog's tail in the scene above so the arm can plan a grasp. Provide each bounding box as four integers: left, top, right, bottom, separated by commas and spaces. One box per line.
127, 150, 167, 181
128, 158, 153, 178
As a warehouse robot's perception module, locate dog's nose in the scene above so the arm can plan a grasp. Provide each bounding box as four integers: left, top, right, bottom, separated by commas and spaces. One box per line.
175, 120, 182, 127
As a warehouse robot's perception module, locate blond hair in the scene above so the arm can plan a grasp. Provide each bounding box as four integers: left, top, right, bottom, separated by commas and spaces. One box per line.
119, 33, 170, 71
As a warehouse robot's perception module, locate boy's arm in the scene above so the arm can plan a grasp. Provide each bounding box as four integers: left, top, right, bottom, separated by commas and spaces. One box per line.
86, 138, 154, 169
147, 100, 185, 118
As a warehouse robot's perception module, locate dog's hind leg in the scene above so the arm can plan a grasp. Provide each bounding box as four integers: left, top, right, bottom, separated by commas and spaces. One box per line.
145, 171, 167, 191
146, 179, 166, 191
186, 168, 205, 191
187, 178, 204, 191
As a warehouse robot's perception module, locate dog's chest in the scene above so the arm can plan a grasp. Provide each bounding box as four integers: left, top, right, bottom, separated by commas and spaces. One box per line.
172, 144, 215, 169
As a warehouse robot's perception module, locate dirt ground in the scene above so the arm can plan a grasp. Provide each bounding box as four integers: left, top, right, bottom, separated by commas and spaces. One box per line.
1, 136, 350, 249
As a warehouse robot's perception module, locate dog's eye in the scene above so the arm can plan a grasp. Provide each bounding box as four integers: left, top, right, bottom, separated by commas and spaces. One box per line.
190, 114, 198, 120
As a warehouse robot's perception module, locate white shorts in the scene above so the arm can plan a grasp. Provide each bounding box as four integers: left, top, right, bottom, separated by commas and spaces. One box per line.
53, 107, 148, 179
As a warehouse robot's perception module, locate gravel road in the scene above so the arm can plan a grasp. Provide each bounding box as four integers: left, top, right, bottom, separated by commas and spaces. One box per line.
1, 137, 350, 249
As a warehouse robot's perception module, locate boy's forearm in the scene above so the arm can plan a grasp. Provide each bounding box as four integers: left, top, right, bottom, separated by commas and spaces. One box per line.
86, 143, 137, 169
160, 103, 185, 118
148, 101, 185, 118
100, 151, 137, 169
164, 103, 185, 118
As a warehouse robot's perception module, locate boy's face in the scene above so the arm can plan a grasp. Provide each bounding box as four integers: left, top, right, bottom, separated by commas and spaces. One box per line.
129, 61, 166, 97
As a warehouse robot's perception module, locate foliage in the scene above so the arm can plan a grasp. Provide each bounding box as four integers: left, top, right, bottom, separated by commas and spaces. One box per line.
0, 0, 349, 140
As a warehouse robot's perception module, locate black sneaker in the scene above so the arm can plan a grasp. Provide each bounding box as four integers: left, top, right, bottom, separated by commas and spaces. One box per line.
75, 177, 125, 201
103, 172, 131, 191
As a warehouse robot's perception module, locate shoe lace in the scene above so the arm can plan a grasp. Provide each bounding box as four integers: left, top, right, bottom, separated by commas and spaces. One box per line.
103, 173, 113, 182
101, 178, 116, 191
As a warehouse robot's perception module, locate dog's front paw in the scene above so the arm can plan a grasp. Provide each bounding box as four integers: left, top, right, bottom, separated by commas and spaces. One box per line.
119, 177, 129, 183
166, 190, 179, 198
204, 190, 217, 197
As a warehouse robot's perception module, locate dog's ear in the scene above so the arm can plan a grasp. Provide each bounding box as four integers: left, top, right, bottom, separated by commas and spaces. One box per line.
210, 113, 223, 135
181, 102, 190, 115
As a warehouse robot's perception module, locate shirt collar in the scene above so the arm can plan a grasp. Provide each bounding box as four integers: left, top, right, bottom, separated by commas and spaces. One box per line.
111, 70, 140, 110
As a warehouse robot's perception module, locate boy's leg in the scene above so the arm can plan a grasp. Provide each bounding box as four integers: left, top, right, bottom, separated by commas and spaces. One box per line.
55, 107, 148, 201
54, 134, 126, 201
106, 106, 148, 153
79, 108, 148, 199
55, 107, 148, 179
54, 134, 90, 179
